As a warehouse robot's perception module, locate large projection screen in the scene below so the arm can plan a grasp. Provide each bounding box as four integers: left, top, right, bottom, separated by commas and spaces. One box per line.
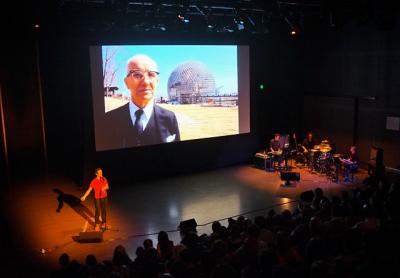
90, 45, 250, 151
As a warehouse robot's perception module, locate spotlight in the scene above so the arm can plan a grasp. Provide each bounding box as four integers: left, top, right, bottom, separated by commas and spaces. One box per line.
284, 16, 300, 37
234, 18, 245, 31
290, 26, 300, 37
34, 23, 40, 29
178, 14, 189, 23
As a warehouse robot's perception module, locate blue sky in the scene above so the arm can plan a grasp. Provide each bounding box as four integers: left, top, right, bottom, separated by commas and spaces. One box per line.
102, 45, 238, 99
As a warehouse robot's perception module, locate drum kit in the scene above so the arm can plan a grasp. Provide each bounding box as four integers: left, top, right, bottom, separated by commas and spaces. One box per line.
255, 134, 348, 182
298, 140, 343, 181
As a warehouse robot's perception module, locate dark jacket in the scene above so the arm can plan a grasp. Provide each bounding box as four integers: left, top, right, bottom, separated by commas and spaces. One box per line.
99, 103, 180, 150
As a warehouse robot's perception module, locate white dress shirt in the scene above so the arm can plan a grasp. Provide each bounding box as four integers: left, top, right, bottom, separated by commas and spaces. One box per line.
129, 101, 154, 131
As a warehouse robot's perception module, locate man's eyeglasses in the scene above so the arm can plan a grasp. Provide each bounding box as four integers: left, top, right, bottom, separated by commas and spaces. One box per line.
127, 70, 159, 81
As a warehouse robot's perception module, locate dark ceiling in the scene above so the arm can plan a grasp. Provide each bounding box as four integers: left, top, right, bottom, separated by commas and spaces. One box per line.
5, 0, 399, 37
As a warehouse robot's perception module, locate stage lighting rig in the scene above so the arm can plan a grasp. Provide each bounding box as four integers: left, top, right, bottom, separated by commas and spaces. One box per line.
234, 17, 245, 30
178, 14, 190, 23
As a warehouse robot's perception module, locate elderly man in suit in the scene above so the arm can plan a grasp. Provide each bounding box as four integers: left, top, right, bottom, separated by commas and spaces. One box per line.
104, 54, 180, 148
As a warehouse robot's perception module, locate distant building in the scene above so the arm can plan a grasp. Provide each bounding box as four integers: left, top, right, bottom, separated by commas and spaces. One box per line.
167, 61, 216, 104
104, 86, 119, 97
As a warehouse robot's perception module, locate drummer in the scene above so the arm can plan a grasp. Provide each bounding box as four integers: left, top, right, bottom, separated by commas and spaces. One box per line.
301, 132, 316, 154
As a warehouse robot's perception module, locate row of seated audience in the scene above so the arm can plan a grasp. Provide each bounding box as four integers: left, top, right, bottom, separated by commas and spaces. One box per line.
53, 177, 400, 278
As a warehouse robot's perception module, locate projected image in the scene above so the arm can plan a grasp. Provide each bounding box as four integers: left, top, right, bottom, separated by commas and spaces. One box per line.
90, 45, 249, 151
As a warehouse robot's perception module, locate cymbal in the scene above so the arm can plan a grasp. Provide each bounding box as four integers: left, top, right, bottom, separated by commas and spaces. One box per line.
313, 145, 320, 150
319, 146, 332, 153
310, 149, 319, 152
333, 153, 343, 158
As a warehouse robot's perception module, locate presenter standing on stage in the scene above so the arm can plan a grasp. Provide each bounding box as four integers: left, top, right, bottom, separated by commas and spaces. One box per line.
81, 168, 109, 231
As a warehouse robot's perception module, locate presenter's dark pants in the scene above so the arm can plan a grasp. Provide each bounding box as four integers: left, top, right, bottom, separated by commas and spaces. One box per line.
94, 197, 107, 224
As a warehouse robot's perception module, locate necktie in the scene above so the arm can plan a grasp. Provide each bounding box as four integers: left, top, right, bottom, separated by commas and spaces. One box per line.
134, 109, 144, 134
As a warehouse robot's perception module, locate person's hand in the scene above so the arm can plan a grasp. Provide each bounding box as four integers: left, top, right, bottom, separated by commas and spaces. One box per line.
81, 196, 86, 202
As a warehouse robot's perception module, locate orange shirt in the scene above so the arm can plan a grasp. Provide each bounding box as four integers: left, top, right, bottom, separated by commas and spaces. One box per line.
90, 177, 108, 199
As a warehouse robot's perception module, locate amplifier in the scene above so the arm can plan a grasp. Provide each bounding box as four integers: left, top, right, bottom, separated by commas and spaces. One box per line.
254, 153, 272, 170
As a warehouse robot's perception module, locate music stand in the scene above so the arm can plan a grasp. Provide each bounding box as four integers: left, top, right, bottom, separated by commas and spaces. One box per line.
280, 134, 291, 170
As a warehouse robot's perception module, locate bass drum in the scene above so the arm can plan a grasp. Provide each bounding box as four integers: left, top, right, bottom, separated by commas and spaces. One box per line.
294, 151, 307, 165
308, 149, 321, 170
316, 152, 333, 173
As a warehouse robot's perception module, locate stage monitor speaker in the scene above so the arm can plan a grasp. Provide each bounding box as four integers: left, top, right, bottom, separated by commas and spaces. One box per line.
179, 218, 197, 233
280, 171, 300, 181
280, 171, 300, 187
77, 231, 103, 243
300, 190, 314, 203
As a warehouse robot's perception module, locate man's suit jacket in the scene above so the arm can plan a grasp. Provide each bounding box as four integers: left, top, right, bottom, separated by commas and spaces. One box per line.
102, 103, 180, 149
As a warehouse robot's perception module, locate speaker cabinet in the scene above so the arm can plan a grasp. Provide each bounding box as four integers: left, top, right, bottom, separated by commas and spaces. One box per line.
280, 171, 300, 187
76, 231, 103, 243
179, 218, 197, 233
280, 171, 300, 181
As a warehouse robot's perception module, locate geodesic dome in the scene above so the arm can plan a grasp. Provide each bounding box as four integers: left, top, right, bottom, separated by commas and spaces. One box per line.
167, 60, 216, 104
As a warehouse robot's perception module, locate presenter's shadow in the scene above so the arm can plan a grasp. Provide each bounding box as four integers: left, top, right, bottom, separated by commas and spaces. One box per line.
53, 188, 95, 227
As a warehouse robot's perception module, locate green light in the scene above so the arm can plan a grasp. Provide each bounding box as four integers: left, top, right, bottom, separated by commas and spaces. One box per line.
259, 84, 264, 90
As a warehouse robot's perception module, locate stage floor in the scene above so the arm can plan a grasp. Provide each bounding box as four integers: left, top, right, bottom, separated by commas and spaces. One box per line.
3, 163, 367, 273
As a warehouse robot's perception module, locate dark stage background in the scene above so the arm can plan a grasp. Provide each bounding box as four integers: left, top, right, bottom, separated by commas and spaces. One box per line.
1, 2, 400, 276
1, 22, 400, 188
302, 27, 400, 166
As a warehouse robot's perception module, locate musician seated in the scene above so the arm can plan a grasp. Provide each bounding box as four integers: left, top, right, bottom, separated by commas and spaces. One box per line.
299, 132, 316, 166
269, 133, 283, 168
301, 132, 316, 154
341, 145, 359, 182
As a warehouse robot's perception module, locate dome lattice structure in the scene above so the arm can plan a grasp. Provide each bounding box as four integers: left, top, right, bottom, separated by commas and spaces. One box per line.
167, 61, 216, 104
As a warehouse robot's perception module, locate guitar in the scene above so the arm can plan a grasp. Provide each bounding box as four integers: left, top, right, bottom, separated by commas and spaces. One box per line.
269, 150, 283, 156
293, 133, 299, 152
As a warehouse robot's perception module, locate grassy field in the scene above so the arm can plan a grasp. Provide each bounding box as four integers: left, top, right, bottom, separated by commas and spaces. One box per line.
104, 98, 239, 140
104, 97, 129, 113
159, 104, 238, 141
